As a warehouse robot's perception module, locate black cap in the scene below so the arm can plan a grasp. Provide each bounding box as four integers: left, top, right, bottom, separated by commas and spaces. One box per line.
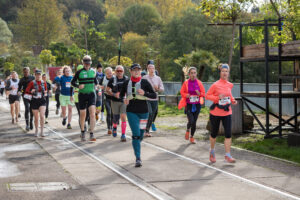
97, 63, 103, 69
147, 60, 155, 65
35, 69, 42, 74
130, 63, 141, 70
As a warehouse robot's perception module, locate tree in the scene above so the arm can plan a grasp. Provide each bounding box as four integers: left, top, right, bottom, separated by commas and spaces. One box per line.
120, 3, 162, 35
0, 17, 13, 56
200, 0, 254, 66
49, 42, 68, 66
109, 56, 133, 68
4, 62, 14, 72
70, 11, 106, 55
122, 32, 149, 66
14, 0, 66, 48
57, 0, 106, 25
39, 49, 56, 72
66, 43, 86, 67
174, 50, 219, 82
160, 8, 231, 81
104, 0, 194, 19
262, 0, 300, 41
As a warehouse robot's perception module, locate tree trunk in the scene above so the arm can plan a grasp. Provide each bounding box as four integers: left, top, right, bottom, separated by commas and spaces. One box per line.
228, 20, 236, 66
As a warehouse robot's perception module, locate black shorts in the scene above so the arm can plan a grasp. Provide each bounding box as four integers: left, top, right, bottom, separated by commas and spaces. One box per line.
9, 95, 20, 104
31, 98, 46, 110
210, 114, 232, 138
79, 92, 96, 110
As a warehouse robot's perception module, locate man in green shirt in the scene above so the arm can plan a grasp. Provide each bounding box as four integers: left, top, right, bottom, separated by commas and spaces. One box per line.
71, 55, 98, 141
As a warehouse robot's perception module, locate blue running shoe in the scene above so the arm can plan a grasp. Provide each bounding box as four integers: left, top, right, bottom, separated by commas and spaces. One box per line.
121, 134, 126, 142
151, 123, 157, 131
113, 129, 117, 137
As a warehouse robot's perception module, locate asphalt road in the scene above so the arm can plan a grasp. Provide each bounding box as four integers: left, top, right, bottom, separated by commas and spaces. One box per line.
0, 96, 300, 200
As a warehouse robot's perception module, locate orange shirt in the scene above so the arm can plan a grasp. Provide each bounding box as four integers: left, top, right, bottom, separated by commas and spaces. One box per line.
206, 79, 235, 116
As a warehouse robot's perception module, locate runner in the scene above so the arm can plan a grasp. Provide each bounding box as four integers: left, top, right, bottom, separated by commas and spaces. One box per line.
106, 65, 128, 141
99, 67, 114, 135
178, 67, 205, 144
71, 55, 98, 141
120, 63, 157, 167
142, 60, 164, 137
95, 63, 104, 122
25, 69, 48, 137
0, 79, 5, 96
57, 66, 74, 129
5, 71, 20, 124
53, 69, 62, 115
42, 74, 52, 124
206, 63, 237, 163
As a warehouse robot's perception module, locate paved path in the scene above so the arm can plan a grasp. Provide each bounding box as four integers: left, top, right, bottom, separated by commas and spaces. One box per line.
0, 96, 300, 200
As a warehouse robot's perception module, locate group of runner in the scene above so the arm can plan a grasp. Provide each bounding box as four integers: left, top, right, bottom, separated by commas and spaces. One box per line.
1, 55, 237, 167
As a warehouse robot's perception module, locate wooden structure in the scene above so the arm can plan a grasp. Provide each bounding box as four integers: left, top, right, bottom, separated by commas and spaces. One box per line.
239, 19, 300, 138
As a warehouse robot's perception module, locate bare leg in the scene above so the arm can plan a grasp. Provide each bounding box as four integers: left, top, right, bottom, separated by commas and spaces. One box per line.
210, 136, 216, 150
89, 105, 96, 133
10, 103, 15, 122
61, 106, 67, 119
33, 109, 39, 135
80, 109, 86, 131
67, 105, 72, 124
39, 106, 46, 136
224, 138, 232, 153
15, 101, 20, 122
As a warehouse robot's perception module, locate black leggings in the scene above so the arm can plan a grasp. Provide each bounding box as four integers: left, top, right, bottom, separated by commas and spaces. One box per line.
210, 114, 232, 138
45, 96, 49, 118
55, 93, 60, 109
104, 98, 113, 130
0, 88, 4, 96
23, 98, 33, 125
186, 104, 201, 137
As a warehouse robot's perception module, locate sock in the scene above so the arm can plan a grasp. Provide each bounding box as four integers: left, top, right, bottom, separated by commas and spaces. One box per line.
101, 112, 104, 120
210, 149, 215, 154
225, 152, 232, 158
121, 122, 126, 135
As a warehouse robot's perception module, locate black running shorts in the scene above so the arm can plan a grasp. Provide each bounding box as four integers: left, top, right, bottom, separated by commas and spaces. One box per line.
79, 92, 96, 110
9, 95, 20, 104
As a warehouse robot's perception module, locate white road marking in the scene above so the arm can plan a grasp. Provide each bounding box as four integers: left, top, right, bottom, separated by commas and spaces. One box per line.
45, 126, 175, 200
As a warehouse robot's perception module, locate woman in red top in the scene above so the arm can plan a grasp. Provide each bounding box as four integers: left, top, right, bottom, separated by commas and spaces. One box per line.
25, 69, 48, 137
178, 67, 205, 144
206, 64, 237, 163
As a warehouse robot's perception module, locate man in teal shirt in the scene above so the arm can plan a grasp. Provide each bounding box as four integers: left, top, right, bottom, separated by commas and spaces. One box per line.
71, 55, 98, 141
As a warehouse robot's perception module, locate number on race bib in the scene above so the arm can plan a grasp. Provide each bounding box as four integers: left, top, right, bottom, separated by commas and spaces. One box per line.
139, 119, 148, 130
189, 96, 199, 103
66, 82, 71, 88
219, 97, 231, 105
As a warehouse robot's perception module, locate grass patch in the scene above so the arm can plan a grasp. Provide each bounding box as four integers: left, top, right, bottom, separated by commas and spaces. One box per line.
158, 102, 184, 117
213, 134, 300, 164
156, 125, 179, 130
158, 102, 210, 117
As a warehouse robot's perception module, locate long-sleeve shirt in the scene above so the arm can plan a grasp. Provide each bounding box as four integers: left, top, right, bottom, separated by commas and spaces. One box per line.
120, 79, 157, 113
205, 79, 235, 116
18, 75, 35, 95
142, 74, 164, 101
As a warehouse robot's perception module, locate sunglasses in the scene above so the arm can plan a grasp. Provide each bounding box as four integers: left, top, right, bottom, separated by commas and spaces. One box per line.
116, 70, 123, 72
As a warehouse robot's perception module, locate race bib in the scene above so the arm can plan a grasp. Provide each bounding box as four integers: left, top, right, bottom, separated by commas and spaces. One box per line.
219, 97, 231, 105
139, 119, 148, 130
66, 82, 71, 88
23, 94, 32, 100
189, 96, 199, 103
34, 92, 42, 98
11, 89, 18, 95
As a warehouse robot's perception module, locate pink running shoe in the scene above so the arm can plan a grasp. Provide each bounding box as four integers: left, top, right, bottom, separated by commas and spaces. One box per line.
224, 155, 236, 163
209, 151, 216, 163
